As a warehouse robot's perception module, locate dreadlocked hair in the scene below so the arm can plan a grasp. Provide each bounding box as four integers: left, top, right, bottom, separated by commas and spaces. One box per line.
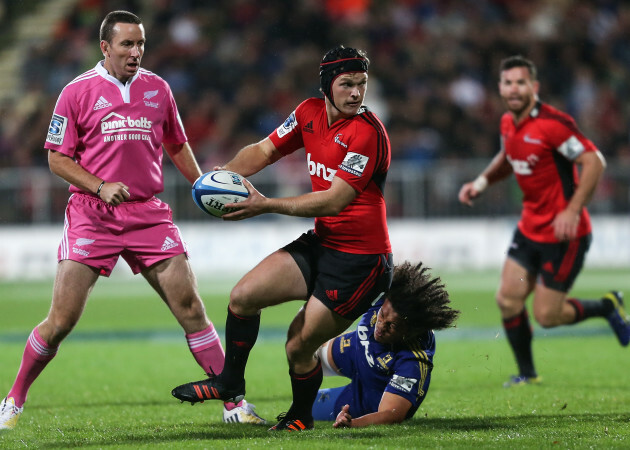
387, 261, 459, 337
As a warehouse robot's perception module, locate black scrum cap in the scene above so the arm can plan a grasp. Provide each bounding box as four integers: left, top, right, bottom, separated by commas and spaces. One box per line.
319, 46, 369, 105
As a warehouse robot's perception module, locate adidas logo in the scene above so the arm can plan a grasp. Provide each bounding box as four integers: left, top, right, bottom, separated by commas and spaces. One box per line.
93, 96, 112, 111
542, 261, 554, 273
161, 236, 179, 251
326, 289, 338, 301
303, 120, 314, 133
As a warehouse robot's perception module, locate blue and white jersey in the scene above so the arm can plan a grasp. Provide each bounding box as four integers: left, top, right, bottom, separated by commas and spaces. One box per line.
329, 298, 435, 419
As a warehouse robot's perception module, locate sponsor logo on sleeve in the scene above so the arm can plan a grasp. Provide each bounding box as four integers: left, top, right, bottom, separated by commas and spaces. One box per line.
557, 135, 585, 160
46, 114, 68, 145
339, 152, 369, 176
389, 374, 418, 393
276, 111, 297, 138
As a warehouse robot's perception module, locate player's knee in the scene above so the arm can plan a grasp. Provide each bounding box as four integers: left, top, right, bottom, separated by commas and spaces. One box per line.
173, 289, 205, 316
229, 283, 259, 315
496, 292, 524, 317
184, 296, 207, 320
495, 292, 512, 314
533, 310, 560, 328
285, 335, 308, 366
286, 334, 321, 369
42, 317, 76, 345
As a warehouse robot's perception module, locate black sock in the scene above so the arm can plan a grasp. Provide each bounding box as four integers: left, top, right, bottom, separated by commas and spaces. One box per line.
286, 360, 322, 421
567, 297, 614, 323
219, 306, 260, 387
503, 309, 537, 378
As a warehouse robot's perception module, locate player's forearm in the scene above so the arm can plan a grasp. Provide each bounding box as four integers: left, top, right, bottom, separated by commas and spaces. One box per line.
266, 191, 343, 217
479, 150, 513, 185
265, 177, 355, 217
165, 142, 203, 184
48, 150, 103, 195
566, 151, 606, 214
345, 409, 406, 428
224, 140, 280, 177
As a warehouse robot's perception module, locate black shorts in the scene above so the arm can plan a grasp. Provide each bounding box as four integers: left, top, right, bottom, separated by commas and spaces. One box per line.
507, 228, 592, 293
283, 230, 393, 321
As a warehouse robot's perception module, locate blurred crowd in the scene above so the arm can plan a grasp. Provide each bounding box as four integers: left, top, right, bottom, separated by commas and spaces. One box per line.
1, 0, 630, 174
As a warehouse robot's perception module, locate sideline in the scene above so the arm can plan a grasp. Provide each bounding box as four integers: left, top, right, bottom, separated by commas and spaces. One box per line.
0, 324, 614, 344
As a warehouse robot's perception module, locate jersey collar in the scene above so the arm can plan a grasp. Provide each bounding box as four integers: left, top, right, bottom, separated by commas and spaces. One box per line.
95, 61, 139, 103
529, 100, 542, 118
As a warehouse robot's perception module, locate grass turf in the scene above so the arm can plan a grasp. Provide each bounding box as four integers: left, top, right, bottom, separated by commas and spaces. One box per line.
1, 268, 629, 448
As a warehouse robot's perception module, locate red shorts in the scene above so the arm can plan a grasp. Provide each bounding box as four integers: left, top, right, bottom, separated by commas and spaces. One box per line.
59, 193, 188, 276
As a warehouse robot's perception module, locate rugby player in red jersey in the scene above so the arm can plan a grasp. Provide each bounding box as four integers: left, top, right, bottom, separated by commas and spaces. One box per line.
172, 45, 393, 431
458, 55, 629, 387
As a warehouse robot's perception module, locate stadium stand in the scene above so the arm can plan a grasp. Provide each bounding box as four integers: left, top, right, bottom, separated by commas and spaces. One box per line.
0, 0, 629, 222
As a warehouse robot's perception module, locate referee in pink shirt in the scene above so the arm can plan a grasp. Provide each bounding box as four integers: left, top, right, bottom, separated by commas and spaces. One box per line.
0, 10, 264, 430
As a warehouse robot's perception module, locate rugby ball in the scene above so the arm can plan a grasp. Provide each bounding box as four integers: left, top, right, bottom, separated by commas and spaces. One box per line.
192, 170, 249, 218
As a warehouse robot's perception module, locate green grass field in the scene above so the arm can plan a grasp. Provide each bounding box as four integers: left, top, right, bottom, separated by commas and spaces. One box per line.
1, 268, 629, 448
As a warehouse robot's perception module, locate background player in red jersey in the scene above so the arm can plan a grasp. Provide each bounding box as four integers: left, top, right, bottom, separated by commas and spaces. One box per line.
458, 55, 629, 387
0, 10, 264, 431
172, 45, 394, 432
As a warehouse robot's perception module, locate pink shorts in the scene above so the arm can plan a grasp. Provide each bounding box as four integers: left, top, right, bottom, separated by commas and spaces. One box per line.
58, 193, 188, 276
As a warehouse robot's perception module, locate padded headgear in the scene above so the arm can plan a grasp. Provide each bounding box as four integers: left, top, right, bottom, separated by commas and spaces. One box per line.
319, 45, 369, 106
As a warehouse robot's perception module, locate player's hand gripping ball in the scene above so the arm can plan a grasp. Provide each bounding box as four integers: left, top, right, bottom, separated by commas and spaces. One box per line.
192, 170, 249, 218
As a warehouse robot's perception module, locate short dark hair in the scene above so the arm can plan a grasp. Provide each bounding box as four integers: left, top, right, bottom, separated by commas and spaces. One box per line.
100, 10, 142, 43
387, 262, 459, 337
500, 55, 537, 80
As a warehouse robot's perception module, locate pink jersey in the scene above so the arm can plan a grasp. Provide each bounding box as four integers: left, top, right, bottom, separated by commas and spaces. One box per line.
45, 62, 187, 201
500, 102, 597, 243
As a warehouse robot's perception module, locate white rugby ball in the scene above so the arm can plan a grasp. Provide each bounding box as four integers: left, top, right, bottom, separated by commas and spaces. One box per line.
192, 170, 249, 218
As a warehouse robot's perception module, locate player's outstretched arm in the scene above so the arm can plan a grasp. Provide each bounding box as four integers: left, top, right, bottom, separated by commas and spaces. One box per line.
222, 175, 357, 221
163, 142, 202, 184
223, 137, 283, 178
458, 149, 512, 206
332, 392, 411, 428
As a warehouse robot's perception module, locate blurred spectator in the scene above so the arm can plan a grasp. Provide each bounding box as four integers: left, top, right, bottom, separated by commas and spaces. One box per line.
1, 0, 629, 179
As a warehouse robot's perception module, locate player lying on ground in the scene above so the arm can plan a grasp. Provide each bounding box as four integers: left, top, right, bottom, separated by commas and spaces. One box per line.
311, 261, 459, 428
